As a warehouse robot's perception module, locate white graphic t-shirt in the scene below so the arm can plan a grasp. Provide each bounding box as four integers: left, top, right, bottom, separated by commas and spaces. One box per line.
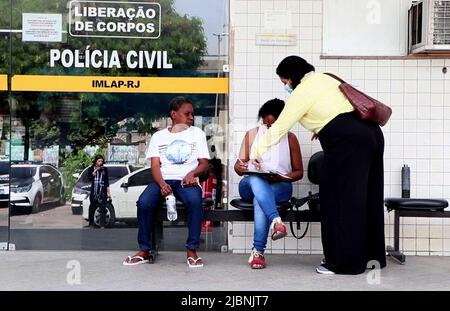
146, 126, 210, 180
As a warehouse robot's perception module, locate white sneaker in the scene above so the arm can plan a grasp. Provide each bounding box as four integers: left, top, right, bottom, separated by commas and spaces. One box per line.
315, 264, 335, 275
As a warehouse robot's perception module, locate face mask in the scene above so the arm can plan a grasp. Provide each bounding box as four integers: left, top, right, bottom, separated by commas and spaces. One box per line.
284, 83, 293, 94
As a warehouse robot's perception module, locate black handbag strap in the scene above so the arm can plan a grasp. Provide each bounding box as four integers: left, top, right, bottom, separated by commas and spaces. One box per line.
324, 72, 346, 84
288, 197, 310, 240
289, 212, 309, 239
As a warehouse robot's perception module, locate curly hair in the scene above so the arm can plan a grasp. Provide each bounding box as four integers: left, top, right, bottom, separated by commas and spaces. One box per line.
168, 96, 193, 119
258, 98, 285, 120
276, 55, 315, 88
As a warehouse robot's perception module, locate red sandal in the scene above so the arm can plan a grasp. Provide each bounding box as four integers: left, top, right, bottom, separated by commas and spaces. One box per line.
248, 249, 266, 269
271, 220, 287, 241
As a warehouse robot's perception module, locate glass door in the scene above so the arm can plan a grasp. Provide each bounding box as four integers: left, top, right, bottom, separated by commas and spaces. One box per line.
0, 0, 11, 250
6, 0, 229, 251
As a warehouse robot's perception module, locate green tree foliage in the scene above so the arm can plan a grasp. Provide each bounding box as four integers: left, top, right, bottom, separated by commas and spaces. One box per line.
59, 148, 105, 198
30, 120, 60, 149
135, 118, 159, 136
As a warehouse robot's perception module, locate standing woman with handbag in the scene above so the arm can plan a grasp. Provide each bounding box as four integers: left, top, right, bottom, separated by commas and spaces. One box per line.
250, 55, 386, 275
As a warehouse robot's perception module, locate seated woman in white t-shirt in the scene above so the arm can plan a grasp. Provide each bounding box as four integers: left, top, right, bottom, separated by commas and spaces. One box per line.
123, 97, 210, 268
234, 98, 303, 269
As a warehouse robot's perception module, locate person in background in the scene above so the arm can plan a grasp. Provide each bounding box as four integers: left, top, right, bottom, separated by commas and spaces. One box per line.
251, 55, 386, 275
235, 98, 303, 269
87, 154, 111, 228
123, 97, 210, 268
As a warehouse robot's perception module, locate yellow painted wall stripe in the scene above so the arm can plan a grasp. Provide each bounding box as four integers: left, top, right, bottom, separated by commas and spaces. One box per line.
12, 75, 229, 94
0, 75, 7, 91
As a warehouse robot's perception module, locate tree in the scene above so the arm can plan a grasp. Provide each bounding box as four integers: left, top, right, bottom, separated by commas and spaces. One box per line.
136, 118, 159, 136
59, 148, 99, 199
30, 120, 60, 149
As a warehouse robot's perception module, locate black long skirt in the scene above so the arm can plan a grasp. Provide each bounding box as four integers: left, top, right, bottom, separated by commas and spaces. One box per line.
318, 112, 386, 274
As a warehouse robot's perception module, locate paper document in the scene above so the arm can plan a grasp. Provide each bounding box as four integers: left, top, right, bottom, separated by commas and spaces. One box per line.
243, 169, 292, 179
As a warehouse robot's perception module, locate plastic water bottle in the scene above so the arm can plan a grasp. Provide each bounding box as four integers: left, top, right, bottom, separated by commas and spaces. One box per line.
166, 194, 177, 221
401, 164, 410, 198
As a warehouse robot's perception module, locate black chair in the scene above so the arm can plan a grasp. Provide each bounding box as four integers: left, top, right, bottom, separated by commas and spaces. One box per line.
307, 150, 323, 185
384, 197, 448, 264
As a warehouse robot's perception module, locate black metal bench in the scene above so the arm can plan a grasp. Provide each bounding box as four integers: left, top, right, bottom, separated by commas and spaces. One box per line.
384, 198, 449, 264
148, 197, 321, 262
149, 147, 450, 265
149, 151, 324, 263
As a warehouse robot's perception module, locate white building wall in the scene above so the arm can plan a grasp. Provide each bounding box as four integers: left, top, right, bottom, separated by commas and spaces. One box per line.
228, 0, 450, 256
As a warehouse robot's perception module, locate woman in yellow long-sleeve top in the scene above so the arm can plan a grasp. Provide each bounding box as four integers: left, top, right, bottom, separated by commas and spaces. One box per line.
250, 55, 386, 275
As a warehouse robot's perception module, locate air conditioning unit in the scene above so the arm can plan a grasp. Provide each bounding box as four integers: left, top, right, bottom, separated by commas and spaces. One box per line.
408, 0, 450, 53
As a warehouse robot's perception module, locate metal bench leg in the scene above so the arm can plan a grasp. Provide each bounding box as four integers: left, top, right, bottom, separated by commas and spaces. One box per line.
387, 210, 406, 264
148, 250, 157, 264
150, 218, 163, 264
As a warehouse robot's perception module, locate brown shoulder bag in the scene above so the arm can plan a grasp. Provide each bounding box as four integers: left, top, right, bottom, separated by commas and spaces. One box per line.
324, 72, 392, 126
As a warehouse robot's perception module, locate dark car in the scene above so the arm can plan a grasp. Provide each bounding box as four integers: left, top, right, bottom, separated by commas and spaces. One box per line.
0, 159, 9, 207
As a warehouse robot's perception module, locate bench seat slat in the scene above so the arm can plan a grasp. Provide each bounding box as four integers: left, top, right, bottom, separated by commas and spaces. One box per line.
385, 198, 448, 211
154, 208, 319, 222
229, 198, 292, 211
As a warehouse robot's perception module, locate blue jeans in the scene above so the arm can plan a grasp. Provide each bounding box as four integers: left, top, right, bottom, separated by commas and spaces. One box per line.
239, 176, 292, 253
136, 180, 203, 251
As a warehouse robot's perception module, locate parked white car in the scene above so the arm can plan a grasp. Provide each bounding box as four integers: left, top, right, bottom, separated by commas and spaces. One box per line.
71, 163, 141, 215
0, 159, 9, 207
82, 167, 152, 227
10, 163, 65, 213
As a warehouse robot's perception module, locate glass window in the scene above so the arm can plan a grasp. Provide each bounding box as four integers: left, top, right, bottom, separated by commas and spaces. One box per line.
4, 0, 229, 252
0, 161, 9, 175
107, 166, 129, 181
77, 168, 90, 184
77, 165, 128, 184
129, 165, 141, 172
39, 166, 51, 178
128, 169, 152, 187
11, 166, 36, 179
47, 165, 61, 179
